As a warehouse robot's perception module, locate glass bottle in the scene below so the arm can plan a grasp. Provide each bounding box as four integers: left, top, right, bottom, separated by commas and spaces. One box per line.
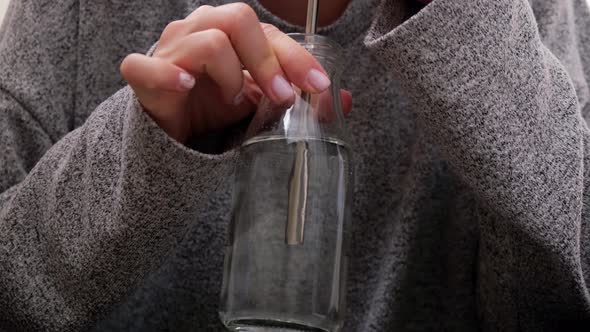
219, 33, 353, 332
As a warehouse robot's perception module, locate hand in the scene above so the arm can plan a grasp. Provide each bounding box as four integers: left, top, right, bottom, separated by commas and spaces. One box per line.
120, 3, 352, 143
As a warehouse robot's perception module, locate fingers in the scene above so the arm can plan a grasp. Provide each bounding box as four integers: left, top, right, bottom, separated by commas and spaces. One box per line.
161, 3, 330, 104
341, 90, 353, 115
120, 53, 195, 141
120, 53, 195, 93
242, 70, 264, 105
187, 3, 294, 104
252, 88, 353, 133
315, 89, 353, 123
157, 29, 244, 105
261, 23, 331, 94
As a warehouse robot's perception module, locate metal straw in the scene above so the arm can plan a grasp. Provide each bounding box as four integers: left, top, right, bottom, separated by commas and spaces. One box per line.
286, 0, 319, 245
305, 0, 319, 34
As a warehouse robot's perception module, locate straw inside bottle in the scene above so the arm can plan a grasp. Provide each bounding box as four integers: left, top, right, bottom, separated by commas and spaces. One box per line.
285, 0, 319, 245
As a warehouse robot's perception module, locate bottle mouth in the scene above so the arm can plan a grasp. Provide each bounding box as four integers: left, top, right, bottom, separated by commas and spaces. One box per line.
287, 33, 344, 73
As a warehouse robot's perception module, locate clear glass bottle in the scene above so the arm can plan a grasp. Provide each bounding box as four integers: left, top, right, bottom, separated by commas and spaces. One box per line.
219, 33, 353, 332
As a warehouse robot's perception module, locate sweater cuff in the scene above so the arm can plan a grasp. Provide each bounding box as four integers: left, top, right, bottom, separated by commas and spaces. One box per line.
121, 86, 236, 198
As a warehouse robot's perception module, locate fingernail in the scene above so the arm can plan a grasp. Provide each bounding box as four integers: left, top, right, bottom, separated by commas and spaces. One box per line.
178, 72, 195, 91
271, 75, 294, 102
306, 69, 331, 91
233, 90, 245, 106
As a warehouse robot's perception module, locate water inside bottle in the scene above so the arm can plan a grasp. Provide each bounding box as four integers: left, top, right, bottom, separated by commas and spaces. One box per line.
220, 135, 352, 332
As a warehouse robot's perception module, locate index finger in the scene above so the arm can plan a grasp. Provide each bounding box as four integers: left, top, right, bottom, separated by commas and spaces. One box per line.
183, 4, 292, 103
184, 4, 327, 102
261, 23, 331, 94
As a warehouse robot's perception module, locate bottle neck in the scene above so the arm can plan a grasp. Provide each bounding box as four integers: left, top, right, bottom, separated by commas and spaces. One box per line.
288, 33, 344, 77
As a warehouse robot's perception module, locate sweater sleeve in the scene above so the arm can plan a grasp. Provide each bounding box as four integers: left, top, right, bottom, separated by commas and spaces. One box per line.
0, 1, 235, 331
365, 0, 590, 329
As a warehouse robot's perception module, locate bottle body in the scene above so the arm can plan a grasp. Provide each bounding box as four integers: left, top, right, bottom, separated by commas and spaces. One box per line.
220, 34, 353, 332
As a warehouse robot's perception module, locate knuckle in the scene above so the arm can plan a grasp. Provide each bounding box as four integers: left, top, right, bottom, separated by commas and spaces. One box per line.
160, 19, 187, 43
194, 4, 214, 15
164, 19, 187, 34
231, 3, 257, 23
189, 4, 214, 20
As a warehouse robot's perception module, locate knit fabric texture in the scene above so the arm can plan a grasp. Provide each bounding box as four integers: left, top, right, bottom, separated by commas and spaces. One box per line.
1, 0, 590, 331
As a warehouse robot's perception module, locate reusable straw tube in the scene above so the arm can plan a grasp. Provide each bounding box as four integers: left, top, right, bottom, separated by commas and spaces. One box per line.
286, 0, 319, 245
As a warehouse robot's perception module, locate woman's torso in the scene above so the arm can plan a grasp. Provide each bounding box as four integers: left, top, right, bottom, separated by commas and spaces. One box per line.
68, 1, 479, 330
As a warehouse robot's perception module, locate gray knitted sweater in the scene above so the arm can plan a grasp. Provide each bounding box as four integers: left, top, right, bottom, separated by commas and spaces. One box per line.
1, 0, 589, 331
